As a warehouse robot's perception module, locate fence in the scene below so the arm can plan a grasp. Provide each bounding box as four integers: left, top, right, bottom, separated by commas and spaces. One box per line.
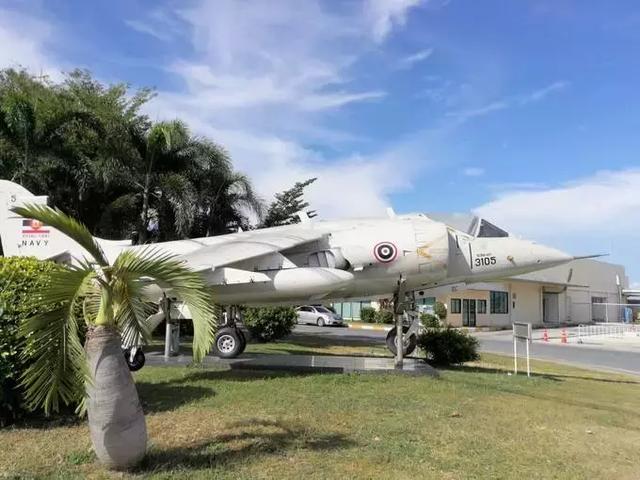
577, 322, 640, 343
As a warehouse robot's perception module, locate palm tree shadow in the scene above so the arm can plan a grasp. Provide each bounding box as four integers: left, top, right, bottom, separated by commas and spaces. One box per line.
135, 418, 356, 474
136, 381, 215, 413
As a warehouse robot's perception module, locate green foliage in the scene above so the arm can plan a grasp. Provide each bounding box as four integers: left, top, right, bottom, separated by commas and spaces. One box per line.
261, 178, 317, 227
0, 68, 263, 242
420, 313, 440, 328
243, 307, 297, 342
360, 306, 376, 323
0, 256, 60, 425
375, 309, 394, 324
434, 301, 447, 320
13, 205, 217, 415
417, 327, 479, 366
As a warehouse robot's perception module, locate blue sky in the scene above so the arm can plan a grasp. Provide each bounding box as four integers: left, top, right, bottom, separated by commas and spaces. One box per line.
1, 0, 639, 286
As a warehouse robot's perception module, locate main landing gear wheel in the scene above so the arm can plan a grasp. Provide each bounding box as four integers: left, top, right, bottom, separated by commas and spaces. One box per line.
123, 347, 145, 372
317, 317, 325, 327
213, 327, 245, 358
386, 326, 417, 356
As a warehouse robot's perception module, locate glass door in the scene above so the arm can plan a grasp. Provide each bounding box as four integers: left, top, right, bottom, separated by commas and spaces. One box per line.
463, 299, 476, 327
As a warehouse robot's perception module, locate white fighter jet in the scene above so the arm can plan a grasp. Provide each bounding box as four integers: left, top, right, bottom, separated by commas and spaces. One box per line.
0, 179, 584, 361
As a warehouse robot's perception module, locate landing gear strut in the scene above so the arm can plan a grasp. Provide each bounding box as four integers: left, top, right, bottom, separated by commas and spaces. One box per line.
212, 306, 247, 359
388, 276, 420, 367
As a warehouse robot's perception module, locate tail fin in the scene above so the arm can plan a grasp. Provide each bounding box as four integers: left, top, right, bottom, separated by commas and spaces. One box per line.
0, 180, 70, 261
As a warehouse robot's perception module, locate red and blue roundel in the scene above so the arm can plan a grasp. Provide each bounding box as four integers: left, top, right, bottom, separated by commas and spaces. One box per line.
373, 242, 398, 263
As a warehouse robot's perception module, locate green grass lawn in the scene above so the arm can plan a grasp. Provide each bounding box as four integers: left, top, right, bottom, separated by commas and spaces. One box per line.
2, 354, 640, 479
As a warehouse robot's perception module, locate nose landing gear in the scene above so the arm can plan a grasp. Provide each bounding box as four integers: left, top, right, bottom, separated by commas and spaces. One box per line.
388, 275, 421, 366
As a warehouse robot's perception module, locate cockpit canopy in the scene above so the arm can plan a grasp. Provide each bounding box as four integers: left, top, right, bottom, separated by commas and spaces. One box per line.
424, 213, 510, 238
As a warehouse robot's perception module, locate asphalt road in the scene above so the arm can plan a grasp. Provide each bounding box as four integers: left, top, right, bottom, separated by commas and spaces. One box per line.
475, 331, 640, 376
292, 325, 640, 376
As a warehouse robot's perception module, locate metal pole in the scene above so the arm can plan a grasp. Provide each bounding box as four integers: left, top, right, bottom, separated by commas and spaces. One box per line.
395, 308, 404, 369
163, 295, 171, 359
526, 339, 530, 377
513, 334, 518, 375
394, 277, 405, 369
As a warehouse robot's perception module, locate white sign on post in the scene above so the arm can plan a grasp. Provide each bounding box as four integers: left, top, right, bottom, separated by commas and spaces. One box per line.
512, 322, 532, 377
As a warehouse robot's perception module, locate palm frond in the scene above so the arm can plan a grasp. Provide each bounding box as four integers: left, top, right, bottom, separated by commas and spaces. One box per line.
112, 247, 216, 362
112, 272, 155, 347
18, 265, 96, 414
12, 203, 109, 266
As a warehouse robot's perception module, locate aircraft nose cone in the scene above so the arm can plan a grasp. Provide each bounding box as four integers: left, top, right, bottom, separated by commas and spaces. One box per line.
527, 243, 573, 268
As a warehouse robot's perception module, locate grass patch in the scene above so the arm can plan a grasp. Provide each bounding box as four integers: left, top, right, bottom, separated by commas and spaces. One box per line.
1, 354, 639, 479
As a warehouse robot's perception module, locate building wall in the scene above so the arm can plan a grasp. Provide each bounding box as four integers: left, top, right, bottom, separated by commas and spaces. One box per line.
332, 260, 626, 327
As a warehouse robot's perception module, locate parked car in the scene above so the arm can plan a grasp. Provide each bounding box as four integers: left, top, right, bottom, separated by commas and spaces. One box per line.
296, 305, 344, 327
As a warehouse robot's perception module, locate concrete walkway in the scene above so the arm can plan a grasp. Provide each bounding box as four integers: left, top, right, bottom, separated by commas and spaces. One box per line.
147, 351, 439, 377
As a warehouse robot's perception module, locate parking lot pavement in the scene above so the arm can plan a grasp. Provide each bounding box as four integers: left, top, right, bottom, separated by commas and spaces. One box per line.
295, 324, 640, 376
474, 329, 640, 376
291, 324, 387, 345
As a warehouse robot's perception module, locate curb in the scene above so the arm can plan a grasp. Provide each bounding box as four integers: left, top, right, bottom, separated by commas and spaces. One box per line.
346, 323, 393, 332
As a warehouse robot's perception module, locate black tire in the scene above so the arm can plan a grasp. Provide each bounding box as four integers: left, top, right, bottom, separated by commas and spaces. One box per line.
213, 327, 244, 358
317, 317, 325, 327
123, 348, 145, 372
237, 329, 247, 354
385, 327, 417, 356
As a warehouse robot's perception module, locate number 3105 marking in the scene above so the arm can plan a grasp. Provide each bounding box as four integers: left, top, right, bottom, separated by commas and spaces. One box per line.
475, 256, 497, 266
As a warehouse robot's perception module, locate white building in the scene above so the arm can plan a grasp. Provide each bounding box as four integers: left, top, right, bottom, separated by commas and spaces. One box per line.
425, 259, 627, 328
335, 259, 628, 328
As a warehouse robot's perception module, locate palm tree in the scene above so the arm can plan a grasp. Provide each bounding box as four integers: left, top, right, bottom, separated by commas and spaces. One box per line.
130, 120, 197, 243
188, 144, 264, 236
13, 203, 216, 469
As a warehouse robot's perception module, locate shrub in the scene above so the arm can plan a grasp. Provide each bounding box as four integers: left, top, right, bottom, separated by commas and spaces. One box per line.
242, 306, 297, 342
417, 327, 479, 366
0, 257, 60, 425
420, 313, 440, 328
434, 301, 447, 320
375, 309, 394, 324
360, 307, 376, 323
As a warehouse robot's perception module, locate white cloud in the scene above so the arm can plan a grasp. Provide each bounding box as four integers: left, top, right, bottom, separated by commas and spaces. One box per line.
518, 81, 570, 105
124, 19, 171, 41
446, 81, 570, 122
463, 167, 484, 177
140, 0, 426, 218
0, 8, 63, 81
398, 48, 433, 69
474, 169, 640, 283
475, 169, 640, 236
365, 0, 423, 42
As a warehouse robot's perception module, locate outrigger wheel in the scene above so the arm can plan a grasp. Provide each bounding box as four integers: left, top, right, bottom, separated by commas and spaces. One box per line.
213, 327, 246, 358
386, 326, 417, 356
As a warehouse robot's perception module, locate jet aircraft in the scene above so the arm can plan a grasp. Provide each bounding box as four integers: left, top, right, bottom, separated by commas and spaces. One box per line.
0, 179, 583, 362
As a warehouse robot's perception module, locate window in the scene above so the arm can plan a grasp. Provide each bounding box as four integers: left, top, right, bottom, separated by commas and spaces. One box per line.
490, 291, 509, 314
477, 219, 509, 238
299, 306, 312, 312
591, 296, 606, 304
477, 300, 487, 314
315, 306, 332, 313
450, 298, 461, 314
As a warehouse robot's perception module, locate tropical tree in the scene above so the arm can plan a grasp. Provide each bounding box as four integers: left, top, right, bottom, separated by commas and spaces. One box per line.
261, 177, 317, 228
13, 203, 216, 469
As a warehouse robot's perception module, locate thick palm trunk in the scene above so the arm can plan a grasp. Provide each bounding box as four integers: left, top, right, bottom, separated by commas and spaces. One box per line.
85, 326, 147, 469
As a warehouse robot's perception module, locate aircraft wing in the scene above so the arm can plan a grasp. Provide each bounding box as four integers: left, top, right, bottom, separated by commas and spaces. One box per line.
177, 228, 327, 272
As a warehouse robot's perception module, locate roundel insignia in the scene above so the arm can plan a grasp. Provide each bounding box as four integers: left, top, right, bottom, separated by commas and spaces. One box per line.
374, 242, 398, 263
